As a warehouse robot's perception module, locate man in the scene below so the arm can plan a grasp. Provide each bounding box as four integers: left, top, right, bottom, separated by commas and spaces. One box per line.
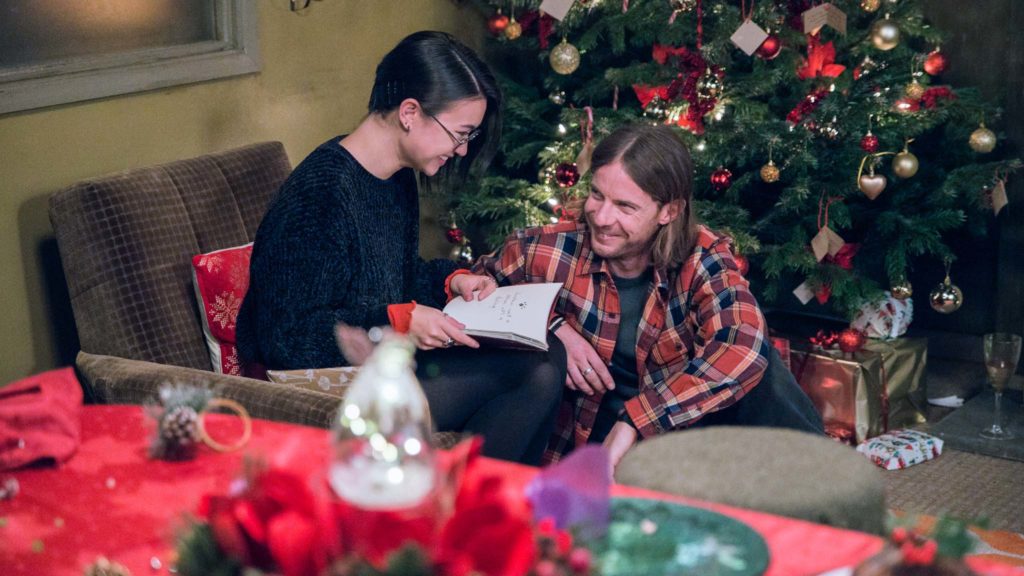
450, 124, 821, 467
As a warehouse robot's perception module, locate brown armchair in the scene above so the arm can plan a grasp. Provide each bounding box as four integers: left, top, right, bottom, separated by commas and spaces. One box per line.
49, 142, 341, 427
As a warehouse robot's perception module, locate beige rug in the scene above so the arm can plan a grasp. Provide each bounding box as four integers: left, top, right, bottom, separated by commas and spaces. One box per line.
885, 448, 1024, 534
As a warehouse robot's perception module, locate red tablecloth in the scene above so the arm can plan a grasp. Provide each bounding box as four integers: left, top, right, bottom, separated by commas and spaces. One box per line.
0, 406, 1016, 576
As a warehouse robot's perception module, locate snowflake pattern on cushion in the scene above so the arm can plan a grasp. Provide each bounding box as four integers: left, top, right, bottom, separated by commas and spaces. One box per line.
191, 244, 253, 375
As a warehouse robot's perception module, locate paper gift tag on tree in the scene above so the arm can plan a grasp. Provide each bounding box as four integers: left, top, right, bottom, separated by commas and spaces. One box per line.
730, 20, 769, 55
991, 178, 1008, 216
540, 0, 574, 21
811, 226, 845, 262
802, 3, 847, 36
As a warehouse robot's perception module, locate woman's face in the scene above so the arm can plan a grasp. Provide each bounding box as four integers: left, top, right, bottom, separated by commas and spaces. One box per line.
407, 97, 487, 176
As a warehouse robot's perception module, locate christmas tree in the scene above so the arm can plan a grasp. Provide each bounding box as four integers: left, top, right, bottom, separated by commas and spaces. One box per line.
442, 0, 1019, 320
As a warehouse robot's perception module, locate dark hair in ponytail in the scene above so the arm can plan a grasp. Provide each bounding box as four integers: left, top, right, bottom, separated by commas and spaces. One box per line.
370, 31, 502, 183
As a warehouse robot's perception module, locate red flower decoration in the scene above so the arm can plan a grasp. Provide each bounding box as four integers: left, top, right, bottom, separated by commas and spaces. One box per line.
824, 242, 859, 271
920, 86, 956, 109
197, 467, 331, 576
797, 35, 846, 80
632, 84, 671, 108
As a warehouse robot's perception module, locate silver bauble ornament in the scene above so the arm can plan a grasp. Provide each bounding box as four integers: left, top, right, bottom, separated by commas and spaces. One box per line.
548, 90, 567, 105
892, 150, 919, 178
695, 68, 724, 103
871, 17, 900, 51
969, 124, 997, 153
929, 277, 963, 314
549, 38, 581, 75
450, 243, 473, 264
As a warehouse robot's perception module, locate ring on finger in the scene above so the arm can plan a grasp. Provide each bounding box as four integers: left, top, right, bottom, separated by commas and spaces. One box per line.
443, 337, 455, 348
581, 366, 594, 376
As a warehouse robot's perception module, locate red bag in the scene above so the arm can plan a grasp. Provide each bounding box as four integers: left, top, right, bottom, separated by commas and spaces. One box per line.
0, 367, 83, 470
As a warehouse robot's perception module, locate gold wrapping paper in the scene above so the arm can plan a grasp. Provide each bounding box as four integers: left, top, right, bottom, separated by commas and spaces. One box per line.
792, 349, 885, 443
863, 337, 928, 431
790, 337, 927, 443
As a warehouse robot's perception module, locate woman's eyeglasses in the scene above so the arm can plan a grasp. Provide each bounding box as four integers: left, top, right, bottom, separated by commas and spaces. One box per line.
429, 115, 481, 150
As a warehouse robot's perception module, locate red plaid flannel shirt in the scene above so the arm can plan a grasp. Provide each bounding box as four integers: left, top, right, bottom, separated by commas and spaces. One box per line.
473, 221, 769, 463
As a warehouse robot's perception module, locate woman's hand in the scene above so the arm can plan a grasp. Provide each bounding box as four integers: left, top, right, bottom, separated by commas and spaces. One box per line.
407, 305, 480, 350
553, 323, 614, 396
449, 273, 499, 301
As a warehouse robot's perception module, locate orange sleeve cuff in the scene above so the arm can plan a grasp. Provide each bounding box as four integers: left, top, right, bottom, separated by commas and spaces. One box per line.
444, 269, 473, 302
387, 301, 416, 334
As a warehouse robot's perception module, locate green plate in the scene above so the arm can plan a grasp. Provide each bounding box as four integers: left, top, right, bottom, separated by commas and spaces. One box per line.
590, 498, 770, 576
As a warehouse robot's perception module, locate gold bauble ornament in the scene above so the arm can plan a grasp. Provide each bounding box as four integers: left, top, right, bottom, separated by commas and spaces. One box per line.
504, 17, 522, 40
695, 68, 724, 103
870, 16, 901, 51
760, 161, 780, 183
549, 38, 581, 75
892, 150, 919, 179
861, 0, 882, 12
891, 280, 913, 300
450, 242, 473, 264
969, 123, 997, 153
670, 0, 698, 13
929, 277, 963, 314
904, 79, 925, 100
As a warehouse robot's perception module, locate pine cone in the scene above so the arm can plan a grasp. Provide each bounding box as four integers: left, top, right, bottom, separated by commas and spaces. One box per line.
161, 406, 199, 445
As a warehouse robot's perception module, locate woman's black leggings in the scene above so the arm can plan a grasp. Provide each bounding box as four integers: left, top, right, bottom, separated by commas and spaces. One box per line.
415, 337, 566, 466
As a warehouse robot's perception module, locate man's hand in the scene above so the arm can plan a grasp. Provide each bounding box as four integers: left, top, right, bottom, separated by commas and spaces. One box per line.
449, 273, 499, 301
553, 324, 614, 396
603, 420, 638, 473
407, 305, 479, 350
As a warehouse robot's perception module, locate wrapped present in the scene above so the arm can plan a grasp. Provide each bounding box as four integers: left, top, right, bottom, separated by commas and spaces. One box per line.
856, 429, 943, 470
790, 337, 927, 443
851, 292, 913, 340
265, 366, 359, 397
770, 335, 791, 370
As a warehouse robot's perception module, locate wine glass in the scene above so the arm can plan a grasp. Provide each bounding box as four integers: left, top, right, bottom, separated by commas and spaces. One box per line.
980, 332, 1021, 440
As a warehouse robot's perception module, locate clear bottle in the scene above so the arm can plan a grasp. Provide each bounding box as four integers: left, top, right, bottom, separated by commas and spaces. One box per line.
328, 335, 437, 509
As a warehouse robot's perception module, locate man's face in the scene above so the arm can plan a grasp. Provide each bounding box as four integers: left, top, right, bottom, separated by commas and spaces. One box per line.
584, 160, 679, 266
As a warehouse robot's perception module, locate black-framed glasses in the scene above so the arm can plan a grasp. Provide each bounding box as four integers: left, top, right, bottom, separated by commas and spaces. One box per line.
429, 114, 481, 150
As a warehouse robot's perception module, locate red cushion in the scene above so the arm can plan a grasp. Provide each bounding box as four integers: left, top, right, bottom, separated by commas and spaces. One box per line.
191, 243, 252, 375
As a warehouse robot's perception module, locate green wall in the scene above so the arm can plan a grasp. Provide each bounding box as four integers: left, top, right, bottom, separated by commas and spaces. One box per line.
0, 1, 483, 384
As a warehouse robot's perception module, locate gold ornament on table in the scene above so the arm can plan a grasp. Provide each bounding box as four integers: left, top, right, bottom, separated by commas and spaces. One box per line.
549, 37, 581, 75
84, 557, 132, 576
929, 260, 963, 314
870, 15, 900, 51
969, 122, 997, 153
504, 15, 522, 40
892, 139, 919, 179
891, 279, 913, 300
861, 0, 882, 12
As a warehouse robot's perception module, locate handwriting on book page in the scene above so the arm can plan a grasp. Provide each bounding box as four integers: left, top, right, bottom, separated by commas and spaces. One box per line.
486, 290, 531, 324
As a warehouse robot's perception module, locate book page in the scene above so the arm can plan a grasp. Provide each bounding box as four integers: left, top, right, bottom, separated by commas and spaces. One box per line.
442, 282, 563, 346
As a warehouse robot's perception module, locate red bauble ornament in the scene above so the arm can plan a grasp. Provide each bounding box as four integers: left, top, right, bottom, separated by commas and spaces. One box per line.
837, 328, 867, 354
923, 50, 949, 76
555, 162, 581, 188
734, 254, 749, 275
710, 167, 733, 191
445, 227, 465, 244
860, 132, 879, 153
487, 11, 510, 35
756, 35, 782, 60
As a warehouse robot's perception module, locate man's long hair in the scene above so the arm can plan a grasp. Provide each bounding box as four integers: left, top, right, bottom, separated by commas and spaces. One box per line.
588, 124, 699, 270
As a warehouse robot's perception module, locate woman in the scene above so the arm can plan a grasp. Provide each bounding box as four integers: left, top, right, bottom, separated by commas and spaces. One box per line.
237, 31, 564, 465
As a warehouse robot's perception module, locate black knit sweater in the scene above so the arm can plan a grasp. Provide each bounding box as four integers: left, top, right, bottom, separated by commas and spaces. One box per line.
236, 136, 457, 369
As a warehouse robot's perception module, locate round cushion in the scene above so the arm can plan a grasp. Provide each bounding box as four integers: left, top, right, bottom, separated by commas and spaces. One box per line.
615, 427, 886, 534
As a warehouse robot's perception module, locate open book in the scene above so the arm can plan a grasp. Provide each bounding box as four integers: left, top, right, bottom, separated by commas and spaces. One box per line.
442, 282, 563, 351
